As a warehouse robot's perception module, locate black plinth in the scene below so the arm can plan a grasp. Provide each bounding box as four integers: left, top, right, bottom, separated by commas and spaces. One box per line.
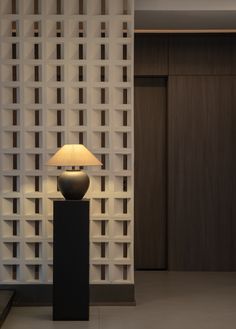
53, 200, 89, 321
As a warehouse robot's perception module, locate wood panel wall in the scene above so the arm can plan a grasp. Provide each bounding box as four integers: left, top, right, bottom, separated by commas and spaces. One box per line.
168, 76, 236, 270
135, 33, 236, 270
169, 34, 236, 75
134, 34, 168, 76
134, 77, 167, 269
135, 34, 236, 76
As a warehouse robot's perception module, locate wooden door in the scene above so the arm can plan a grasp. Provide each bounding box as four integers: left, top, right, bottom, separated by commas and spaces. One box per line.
134, 77, 167, 269
168, 76, 236, 270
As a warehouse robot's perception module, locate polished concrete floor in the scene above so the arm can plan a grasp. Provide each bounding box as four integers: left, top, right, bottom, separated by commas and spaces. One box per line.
3, 271, 236, 329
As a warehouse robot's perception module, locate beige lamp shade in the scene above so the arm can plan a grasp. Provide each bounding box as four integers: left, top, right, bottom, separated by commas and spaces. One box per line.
47, 144, 102, 166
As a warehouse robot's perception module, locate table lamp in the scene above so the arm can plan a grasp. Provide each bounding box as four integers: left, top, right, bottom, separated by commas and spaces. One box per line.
47, 144, 102, 200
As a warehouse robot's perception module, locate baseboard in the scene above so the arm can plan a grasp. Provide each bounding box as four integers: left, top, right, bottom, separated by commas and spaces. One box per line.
0, 284, 135, 306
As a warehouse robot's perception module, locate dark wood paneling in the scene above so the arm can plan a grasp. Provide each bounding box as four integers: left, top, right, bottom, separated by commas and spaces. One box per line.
134, 34, 168, 76
168, 76, 236, 270
169, 35, 236, 75
134, 77, 167, 269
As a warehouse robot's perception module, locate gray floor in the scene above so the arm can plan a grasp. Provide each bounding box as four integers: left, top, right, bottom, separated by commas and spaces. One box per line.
3, 271, 236, 329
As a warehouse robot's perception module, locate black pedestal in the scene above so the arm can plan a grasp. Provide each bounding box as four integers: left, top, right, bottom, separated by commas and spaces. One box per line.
53, 200, 89, 321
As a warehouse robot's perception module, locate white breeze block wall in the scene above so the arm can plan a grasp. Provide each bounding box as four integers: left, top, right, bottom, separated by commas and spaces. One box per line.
0, 0, 134, 284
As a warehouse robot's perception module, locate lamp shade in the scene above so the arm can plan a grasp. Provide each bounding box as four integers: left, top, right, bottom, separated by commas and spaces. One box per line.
47, 144, 102, 167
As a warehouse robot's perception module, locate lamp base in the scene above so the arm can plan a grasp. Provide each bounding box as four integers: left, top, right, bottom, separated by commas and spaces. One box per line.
58, 170, 90, 200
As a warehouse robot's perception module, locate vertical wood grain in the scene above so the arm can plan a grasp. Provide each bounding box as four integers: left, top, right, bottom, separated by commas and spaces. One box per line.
168, 76, 236, 270
134, 34, 169, 76
169, 34, 236, 75
134, 77, 167, 269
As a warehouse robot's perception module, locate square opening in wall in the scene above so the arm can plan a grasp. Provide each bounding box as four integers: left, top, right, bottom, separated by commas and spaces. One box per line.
24, 0, 42, 14
2, 64, 19, 81
113, 264, 131, 282
24, 21, 41, 37
92, 198, 109, 216
2, 198, 20, 215
90, 0, 109, 15
24, 131, 42, 149
2, 220, 20, 237
24, 198, 42, 215
24, 153, 42, 171
25, 220, 42, 237
69, 20, 87, 37
24, 109, 42, 127
91, 242, 109, 260
69, 109, 87, 127
2, 153, 20, 171
24, 65, 42, 82
69, 42, 86, 60
112, 242, 131, 260
47, 109, 65, 126
25, 242, 42, 259
111, 220, 130, 238
91, 220, 108, 237
114, 198, 131, 215
113, 131, 131, 149
46, 0, 64, 15
46, 88, 64, 104
2, 87, 19, 105
112, 0, 132, 15
91, 20, 109, 38
92, 131, 109, 149
2, 242, 19, 259
46, 65, 64, 82
2, 265, 19, 282
1, 42, 19, 60
91, 264, 109, 282
92, 43, 109, 60
46, 20, 64, 37
24, 42, 42, 60
67, 87, 86, 104
1, 109, 20, 126
68, 65, 86, 82
90, 175, 108, 192
2, 175, 20, 193
1, 0, 19, 15
114, 87, 131, 105
24, 87, 42, 104
69, 131, 87, 145
25, 264, 42, 281
113, 154, 131, 171
67, 0, 87, 15
111, 20, 132, 38
114, 109, 131, 127
114, 43, 131, 60
2, 131, 20, 149
46, 42, 64, 60
46, 131, 65, 148
91, 109, 109, 127
114, 65, 131, 82
93, 87, 109, 105
24, 176, 42, 193
114, 175, 131, 192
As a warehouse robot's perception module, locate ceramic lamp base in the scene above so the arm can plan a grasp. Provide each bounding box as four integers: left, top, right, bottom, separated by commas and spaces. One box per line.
58, 170, 90, 200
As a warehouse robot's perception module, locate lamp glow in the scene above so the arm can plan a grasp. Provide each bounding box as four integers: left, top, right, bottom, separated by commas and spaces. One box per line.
47, 144, 102, 200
